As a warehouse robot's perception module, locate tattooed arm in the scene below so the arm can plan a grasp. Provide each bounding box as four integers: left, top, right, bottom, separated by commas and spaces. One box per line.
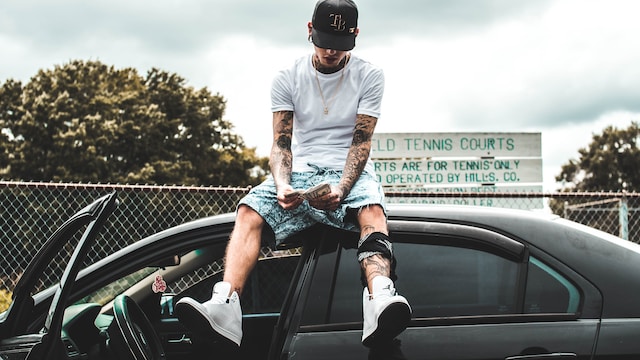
269, 111, 293, 185
337, 113, 377, 199
270, 111, 302, 209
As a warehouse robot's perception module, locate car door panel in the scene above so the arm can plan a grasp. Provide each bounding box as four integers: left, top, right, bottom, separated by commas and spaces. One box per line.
593, 318, 640, 359
284, 222, 601, 360
288, 320, 597, 360
155, 313, 282, 359
399, 320, 596, 360
154, 317, 193, 359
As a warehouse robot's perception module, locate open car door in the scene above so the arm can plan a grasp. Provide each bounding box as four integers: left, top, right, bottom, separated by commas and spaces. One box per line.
0, 192, 118, 360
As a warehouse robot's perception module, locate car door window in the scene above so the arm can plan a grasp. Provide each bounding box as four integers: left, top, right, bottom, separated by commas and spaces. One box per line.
396, 242, 519, 318
329, 241, 519, 323
171, 247, 301, 315
327, 233, 581, 324
525, 257, 580, 313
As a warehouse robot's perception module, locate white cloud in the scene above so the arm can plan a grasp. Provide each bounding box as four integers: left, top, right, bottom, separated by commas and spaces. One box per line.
2, 0, 640, 193
204, 36, 307, 154
542, 111, 639, 191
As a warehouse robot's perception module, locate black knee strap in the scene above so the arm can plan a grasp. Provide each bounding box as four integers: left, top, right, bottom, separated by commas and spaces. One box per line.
357, 232, 397, 286
357, 231, 393, 262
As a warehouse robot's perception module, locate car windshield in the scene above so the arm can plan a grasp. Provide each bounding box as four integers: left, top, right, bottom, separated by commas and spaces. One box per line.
74, 267, 158, 307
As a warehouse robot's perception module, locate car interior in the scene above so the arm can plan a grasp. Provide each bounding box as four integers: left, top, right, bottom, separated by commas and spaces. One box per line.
8, 241, 303, 360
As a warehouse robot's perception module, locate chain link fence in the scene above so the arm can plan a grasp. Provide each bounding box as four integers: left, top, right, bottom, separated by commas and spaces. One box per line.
2, 181, 639, 312
562, 195, 640, 242
0, 181, 248, 311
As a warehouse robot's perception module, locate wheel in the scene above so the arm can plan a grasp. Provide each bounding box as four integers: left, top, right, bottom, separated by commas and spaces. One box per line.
109, 294, 166, 360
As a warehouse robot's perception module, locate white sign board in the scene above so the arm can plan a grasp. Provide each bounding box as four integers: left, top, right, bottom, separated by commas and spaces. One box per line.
387, 195, 543, 209
371, 132, 543, 209
372, 132, 541, 158
374, 158, 542, 187
385, 185, 544, 209
391, 185, 544, 193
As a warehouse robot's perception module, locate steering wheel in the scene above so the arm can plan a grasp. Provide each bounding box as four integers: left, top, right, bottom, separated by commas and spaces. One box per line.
109, 294, 166, 360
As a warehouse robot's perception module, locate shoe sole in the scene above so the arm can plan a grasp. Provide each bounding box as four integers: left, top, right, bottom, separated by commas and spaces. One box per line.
174, 299, 241, 347
362, 302, 411, 348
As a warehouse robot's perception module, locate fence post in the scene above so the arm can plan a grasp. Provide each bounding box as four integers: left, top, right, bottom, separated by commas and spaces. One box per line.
619, 197, 629, 240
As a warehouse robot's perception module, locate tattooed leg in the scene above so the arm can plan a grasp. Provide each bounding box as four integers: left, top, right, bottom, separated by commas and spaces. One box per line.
356, 204, 393, 292
361, 254, 392, 295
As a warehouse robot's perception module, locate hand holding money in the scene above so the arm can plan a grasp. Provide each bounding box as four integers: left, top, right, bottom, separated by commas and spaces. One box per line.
285, 182, 331, 200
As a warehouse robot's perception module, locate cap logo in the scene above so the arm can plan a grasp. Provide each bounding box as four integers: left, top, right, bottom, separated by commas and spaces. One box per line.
330, 13, 346, 32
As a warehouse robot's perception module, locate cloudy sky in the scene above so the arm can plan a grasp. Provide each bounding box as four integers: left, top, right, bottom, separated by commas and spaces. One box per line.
1, 0, 639, 191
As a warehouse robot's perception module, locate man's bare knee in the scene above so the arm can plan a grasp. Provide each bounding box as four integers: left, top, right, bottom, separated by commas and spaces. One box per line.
237, 204, 260, 218
236, 205, 264, 227
229, 205, 265, 246
357, 204, 385, 217
357, 204, 388, 238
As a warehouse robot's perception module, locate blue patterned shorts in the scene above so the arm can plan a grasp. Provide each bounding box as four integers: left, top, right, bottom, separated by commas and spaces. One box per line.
238, 165, 387, 247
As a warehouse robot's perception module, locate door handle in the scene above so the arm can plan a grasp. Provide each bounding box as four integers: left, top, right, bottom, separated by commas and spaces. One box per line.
506, 353, 577, 360
167, 334, 192, 345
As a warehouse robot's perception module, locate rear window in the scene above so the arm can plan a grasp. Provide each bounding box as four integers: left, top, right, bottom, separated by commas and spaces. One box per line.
323, 234, 582, 325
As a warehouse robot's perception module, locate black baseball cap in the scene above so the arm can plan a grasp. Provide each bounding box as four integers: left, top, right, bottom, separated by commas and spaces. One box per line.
311, 0, 358, 51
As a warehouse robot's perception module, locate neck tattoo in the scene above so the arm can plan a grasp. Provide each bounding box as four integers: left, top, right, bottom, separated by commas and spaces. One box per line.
313, 55, 349, 115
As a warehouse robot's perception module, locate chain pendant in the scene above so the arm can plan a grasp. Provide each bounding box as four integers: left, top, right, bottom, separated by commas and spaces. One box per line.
314, 54, 348, 117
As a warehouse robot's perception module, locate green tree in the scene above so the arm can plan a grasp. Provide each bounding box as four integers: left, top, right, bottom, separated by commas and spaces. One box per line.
549, 121, 640, 227
0, 79, 23, 175
0, 60, 268, 186
556, 121, 640, 192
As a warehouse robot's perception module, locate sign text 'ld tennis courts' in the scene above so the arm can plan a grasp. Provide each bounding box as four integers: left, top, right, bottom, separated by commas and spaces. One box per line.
371, 133, 542, 187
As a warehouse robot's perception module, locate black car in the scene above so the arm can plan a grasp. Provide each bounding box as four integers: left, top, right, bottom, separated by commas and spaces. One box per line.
2, 191, 640, 359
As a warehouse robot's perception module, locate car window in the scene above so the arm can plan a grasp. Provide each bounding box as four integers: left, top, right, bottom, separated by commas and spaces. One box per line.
171, 247, 301, 315
397, 242, 519, 318
0, 228, 87, 314
327, 234, 581, 324
525, 257, 580, 313
75, 267, 158, 306
72, 246, 302, 318
330, 242, 518, 323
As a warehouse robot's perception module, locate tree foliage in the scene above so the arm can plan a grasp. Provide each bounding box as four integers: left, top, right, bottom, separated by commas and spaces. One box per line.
0, 60, 268, 186
556, 121, 640, 192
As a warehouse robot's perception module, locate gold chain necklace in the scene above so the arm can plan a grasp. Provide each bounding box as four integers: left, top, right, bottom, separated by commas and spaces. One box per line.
314, 55, 348, 115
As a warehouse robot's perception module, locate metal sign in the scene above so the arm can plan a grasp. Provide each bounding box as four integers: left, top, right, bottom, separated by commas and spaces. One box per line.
370, 132, 543, 209
385, 185, 544, 209
374, 158, 542, 187
389, 185, 544, 193
372, 132, 541, 158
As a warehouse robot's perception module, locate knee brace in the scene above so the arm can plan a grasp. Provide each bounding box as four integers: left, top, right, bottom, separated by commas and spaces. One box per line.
357, 231, 393, 262
357, 232, 397, 286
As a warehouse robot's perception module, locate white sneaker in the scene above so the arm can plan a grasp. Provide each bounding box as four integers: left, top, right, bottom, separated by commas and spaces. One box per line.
362, 276, 411, 347
175, 281, 242, 346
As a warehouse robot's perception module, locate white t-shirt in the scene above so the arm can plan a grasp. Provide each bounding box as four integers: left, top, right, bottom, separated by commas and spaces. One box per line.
271, 54, 384, 175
